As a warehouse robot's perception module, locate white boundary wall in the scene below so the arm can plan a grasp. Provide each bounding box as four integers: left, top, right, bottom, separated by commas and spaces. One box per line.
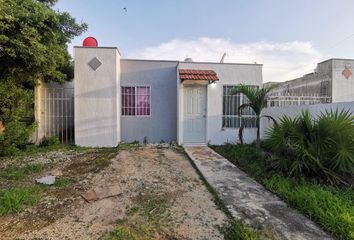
261, 101, 354, 139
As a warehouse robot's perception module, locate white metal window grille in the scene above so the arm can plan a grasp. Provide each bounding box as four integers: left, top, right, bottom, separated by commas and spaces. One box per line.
222, 85, 257, 128
122, 86, 151, 116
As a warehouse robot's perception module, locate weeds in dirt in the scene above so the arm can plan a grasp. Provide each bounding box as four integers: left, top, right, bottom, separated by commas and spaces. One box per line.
0, 144, 89, 160
0, 164, 44, 180
0, 146, 117, 218
53, 177, 75, 188
105, 220, 155, 240
0, 186, 45, 215
222, 221, 275, 240
106, 194, 171, 240
90, 148, 118, 171
64, 148, 118, 175
117, 142, 140, 151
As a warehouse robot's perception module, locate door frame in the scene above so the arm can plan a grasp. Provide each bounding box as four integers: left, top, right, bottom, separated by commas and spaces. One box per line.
182, 84, 207, 144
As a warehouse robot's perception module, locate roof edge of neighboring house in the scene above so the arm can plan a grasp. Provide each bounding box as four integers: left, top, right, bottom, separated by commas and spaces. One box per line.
121, 58, 263, 66
318, 58, 354, 64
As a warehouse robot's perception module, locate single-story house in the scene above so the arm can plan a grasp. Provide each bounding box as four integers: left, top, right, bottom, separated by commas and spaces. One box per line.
74, 44, 262, 147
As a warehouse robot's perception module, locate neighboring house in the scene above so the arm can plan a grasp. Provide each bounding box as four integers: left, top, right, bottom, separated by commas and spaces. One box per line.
266, 58, 354, 106
71, 44, 262, 147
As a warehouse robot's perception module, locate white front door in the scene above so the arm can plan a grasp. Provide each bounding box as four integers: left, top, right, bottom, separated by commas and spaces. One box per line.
183, 85, 207, 143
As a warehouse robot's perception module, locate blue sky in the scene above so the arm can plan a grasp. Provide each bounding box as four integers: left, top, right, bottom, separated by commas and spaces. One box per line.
55, 0, 354, 82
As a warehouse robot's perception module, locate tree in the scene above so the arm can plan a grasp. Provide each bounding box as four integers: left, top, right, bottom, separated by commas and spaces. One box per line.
0, 0, 87, 121
232, 84, 275, 149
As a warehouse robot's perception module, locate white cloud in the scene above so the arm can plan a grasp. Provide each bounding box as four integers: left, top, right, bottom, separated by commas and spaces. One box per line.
127, 38, 324, 83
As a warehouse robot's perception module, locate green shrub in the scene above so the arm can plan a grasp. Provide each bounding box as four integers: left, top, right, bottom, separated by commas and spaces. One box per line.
0, 120, 37, 156
264, 109, 354, 184
39, 136, 60, 147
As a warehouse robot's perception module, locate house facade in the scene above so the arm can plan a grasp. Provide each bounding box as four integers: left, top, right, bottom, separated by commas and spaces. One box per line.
74, 46, 262, 147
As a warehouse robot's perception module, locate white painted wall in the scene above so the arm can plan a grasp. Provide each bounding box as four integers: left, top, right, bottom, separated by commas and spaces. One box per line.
332, 59, 354, 102
178, 62, 263, 145
74, 47, 121, 147
261, 101, 354, 138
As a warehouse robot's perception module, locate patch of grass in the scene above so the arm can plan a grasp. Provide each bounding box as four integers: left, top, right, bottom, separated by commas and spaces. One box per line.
265, 175, 354, 240
89, 148, 118, 172
24, 144, 90, 155
131, 194, 170, 225
0, 186, 45, 215
0, 144, 90, 161
105, 220, 155, 240
53, 177, 75, 188
212, 144, 270, 181
222, 221, 275, 240
213, 144, 354, 240
105, 194, 170, 240
0, 164, 44, 180
64, 147, 118, 174
117, 142, 140, 151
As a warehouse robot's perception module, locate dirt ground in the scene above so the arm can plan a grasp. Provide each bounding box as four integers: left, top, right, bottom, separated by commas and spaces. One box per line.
0, 146, 226, 240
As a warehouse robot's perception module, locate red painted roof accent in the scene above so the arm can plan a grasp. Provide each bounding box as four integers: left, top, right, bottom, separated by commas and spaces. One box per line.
83, 37, 98, 47
179, 69, 219, 81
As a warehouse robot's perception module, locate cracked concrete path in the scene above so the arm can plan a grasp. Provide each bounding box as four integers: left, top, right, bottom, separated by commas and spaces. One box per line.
184, 146, 333, 240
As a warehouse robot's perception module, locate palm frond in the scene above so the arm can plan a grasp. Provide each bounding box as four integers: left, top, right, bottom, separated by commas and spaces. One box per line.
264, 108, 354, 185
238, 103, 250, 115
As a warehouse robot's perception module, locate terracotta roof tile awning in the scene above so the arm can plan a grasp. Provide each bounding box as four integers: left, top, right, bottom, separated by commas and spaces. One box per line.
179, 69, 219, 82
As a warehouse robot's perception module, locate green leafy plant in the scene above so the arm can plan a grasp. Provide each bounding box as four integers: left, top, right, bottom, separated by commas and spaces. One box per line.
39, 136, 61, 147
231, 85, 276, 149
0, 0, 87, 85
264, 109, 354, 184
0, 120, 37, 156
0, 186, 44, 215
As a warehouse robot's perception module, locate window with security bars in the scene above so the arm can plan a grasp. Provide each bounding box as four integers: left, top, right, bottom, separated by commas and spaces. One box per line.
222, 85, 257, 128
122, 86, 151, 116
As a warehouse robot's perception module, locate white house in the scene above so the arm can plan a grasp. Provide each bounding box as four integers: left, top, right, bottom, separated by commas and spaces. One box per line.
74, 42, 262, 147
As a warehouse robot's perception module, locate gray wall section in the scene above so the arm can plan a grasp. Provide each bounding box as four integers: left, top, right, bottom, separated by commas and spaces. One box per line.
120, 60, 178, 143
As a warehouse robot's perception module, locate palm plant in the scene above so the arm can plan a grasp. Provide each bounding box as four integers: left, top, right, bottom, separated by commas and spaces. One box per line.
232, 84, 275, 149
264, 109, 354, 184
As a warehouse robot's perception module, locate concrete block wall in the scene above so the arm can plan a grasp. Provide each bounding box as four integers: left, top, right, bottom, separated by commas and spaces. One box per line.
74, 47, 121, 147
